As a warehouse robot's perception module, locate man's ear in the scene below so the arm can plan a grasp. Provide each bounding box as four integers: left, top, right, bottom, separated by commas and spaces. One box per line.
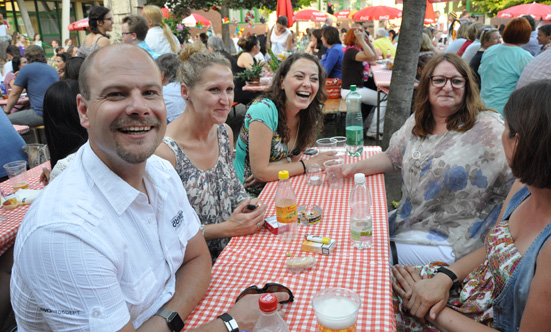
77, 94, 91, 129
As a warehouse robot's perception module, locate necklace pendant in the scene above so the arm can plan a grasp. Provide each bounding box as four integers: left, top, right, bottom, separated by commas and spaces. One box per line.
412, 150, 421, 160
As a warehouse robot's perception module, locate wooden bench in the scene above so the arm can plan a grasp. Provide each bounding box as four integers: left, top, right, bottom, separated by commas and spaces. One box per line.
322, 98, 347, 114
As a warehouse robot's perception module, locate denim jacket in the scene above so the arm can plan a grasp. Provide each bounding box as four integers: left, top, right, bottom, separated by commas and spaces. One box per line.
493, 185, 551, 332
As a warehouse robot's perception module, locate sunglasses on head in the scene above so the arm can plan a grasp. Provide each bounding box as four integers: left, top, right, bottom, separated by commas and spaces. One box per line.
235, 283, 295, 304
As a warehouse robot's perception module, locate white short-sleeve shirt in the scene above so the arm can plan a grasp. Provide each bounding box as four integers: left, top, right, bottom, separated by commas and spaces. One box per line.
11, 142, 200, 331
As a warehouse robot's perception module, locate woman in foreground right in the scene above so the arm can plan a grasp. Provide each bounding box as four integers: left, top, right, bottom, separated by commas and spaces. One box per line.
392, 80, 551, 332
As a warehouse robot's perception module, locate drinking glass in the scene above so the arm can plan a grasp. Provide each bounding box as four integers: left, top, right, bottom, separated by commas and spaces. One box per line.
312, 288, 361, 332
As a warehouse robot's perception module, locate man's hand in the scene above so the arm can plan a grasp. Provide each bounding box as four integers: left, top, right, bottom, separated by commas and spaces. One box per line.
228, 292, 290, 331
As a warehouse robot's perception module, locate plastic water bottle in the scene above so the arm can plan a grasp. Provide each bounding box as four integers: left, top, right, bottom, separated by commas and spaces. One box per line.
349, 173, 372, 249
253, 293, 290, 332
0, 81, 6, 96
275, 170, 297, 243
386, 49, 392, 59
345, 85, 363, 157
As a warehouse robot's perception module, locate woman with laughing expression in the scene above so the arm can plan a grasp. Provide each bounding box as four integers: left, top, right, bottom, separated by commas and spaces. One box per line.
234, 53, 337, 195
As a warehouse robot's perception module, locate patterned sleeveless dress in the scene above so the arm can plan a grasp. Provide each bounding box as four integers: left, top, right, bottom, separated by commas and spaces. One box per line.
393, 217, 522, 331
162, 125, 249, 260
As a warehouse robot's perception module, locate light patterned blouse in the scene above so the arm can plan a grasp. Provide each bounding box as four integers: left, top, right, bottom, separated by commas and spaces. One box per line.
385, 111, 512, 260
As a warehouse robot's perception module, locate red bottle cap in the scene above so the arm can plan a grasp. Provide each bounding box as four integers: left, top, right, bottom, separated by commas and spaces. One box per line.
259, 293, 278, 312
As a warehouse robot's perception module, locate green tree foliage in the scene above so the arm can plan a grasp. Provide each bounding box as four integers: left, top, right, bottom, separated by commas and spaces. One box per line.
471, 0, 551, 17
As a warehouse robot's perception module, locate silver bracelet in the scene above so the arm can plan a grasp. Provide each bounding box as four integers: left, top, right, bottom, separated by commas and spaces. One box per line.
199, 224, 205, 236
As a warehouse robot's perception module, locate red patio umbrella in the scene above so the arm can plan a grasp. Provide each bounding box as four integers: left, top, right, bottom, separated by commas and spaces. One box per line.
182, 13, 211, 28
68, 18, 89, 31
497, 2, 551, 20
294, 9, 334, 22
353, 6, 402, 21
425, 0, 436, 24
334, 9, 357, 19
277, 0, 294, 27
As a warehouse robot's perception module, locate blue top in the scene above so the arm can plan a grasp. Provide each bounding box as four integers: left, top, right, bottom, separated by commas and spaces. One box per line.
493, 185, 551, 332
138, 41, 160, 59
0, 112, 27, 177
14, 62, 59, 116
320, 43, 343, 79
521, 30, 541, 57
479, 44, 532, 115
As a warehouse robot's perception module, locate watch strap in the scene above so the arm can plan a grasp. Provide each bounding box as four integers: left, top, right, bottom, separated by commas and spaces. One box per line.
436, 266, 460, 289
155, 307, 184, 332
218, 312, 239, 332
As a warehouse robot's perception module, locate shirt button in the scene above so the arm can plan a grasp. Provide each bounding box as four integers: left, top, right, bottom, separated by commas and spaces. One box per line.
91, 307, 102, 318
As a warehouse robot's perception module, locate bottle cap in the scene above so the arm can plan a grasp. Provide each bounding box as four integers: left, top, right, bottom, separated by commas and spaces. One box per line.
350, 85, 357, 92
279, 170, 289, 180
259, 293, 278, 312
354, 173, 366, 184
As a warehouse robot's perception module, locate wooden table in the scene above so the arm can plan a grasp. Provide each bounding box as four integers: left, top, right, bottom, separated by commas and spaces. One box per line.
185, 147, 396, 331
0, 162, 47, 256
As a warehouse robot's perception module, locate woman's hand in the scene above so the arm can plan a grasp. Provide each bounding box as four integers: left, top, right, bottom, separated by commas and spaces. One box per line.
307, 151, 337, 169
341, 163, 360, 178
392, 265, 451, 323
225, 198, 267, 237
354, 29, 365, 42
244, 174, 264, 188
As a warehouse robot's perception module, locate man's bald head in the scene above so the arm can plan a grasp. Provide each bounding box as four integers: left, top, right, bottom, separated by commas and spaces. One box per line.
78, 44, 160, 100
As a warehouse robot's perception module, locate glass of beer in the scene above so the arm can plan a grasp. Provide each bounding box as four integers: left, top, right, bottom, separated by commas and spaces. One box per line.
3, 160, 29, 192
312, 288, 361, 332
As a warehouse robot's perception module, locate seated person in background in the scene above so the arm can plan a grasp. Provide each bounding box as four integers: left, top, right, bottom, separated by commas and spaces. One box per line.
479, 17, 532, 115
234, 53, 337, 196
41, 80, 88, 184
11, 43, 288, 332
63, 56, 85, 80
6, 45, 58, 127
343, 53, 512, 266
340, 28, 385, 140
320, 26, 343, 79
456, 22, 483, 57
155, 53, 186, 123
55, 52, 71, 79
521, 15, 540, 56
537, 24, 551, 52
461, 23, 488, 64
469, 27, 501, 89
392, 80, 551, 332
516, 45, 551, 89
207, 35, 235, 67
3, 55, 28, 114
417, 33, 435, 80
304, 28, 327, 59
2, 45, 21, 82
76, 6, 111, 57
445, 21, 470, 54
372, 28, 396, 58
155, 45, 267, 261
121, 14, 160, 59
143, 5, 181, 55
233, 35, 263, 106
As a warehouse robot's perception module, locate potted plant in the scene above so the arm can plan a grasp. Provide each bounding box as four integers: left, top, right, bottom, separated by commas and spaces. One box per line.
236, 61, 264, 85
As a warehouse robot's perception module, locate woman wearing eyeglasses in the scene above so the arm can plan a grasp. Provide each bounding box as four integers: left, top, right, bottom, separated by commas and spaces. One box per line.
76, 6, 112, 58
343, 53, 512, 266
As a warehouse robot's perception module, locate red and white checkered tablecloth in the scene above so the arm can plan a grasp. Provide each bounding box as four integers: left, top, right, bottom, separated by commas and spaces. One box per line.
13, 124, 29, 134
0, 162, 48, 256
371, 65, 392, 95
185, 147, 396, 331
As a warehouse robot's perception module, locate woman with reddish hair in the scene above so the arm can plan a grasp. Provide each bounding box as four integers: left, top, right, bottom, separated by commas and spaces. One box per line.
340, 28, 385, 139
479, 17, 533, 115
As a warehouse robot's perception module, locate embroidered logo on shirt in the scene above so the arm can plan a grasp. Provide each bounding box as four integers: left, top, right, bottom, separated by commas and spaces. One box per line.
171, 210, 184, 229
40, 307, 80, 315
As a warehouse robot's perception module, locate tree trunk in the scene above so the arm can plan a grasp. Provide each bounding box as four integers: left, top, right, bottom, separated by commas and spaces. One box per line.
221, 6, 231, 52
382, 0, 426, 208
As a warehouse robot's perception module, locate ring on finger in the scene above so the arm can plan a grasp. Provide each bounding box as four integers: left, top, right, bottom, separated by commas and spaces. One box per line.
256, 222, 262, 228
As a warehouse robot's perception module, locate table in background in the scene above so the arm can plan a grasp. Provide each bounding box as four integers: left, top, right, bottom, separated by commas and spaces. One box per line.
0, 162, 47, 256
0, 96, 30, 107
185, 147, 396, 331
371, 64, 392, 142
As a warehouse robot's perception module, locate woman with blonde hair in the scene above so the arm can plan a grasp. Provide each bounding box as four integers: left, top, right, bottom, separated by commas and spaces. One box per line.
155, 43, 266, 261
142, 5, 180, 55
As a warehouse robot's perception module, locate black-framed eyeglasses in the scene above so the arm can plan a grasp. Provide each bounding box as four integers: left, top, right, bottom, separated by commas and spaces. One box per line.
430, 75, 466, 88
235, 283, 295, 304
121, 32, 132, 35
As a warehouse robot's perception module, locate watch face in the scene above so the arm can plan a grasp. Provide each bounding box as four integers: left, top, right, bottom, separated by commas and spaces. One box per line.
167, 312, 185, 331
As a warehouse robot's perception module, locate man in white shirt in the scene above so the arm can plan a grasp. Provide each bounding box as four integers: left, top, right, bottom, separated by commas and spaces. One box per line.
11, 44, 288, 332
435, 11, 448, 44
